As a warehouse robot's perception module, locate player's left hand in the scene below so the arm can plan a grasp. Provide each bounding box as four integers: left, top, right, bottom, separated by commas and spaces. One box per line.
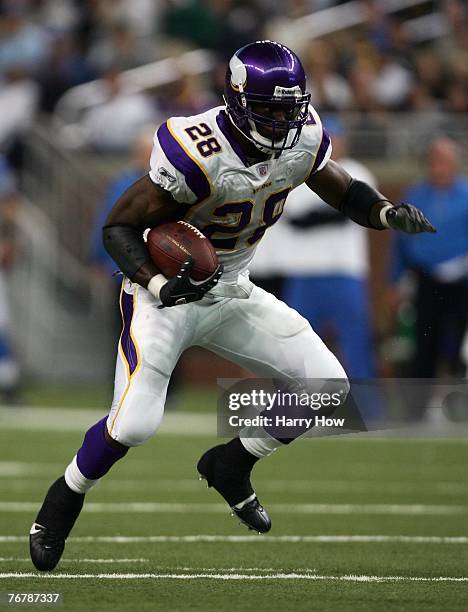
386, 203, 436, 234
158, 257, 224, 308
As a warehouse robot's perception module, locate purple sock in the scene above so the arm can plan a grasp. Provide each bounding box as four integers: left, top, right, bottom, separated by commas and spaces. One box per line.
76, 417, 129, 480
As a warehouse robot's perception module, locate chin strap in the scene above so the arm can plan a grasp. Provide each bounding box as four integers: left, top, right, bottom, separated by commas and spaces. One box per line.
247, 119, 276, 152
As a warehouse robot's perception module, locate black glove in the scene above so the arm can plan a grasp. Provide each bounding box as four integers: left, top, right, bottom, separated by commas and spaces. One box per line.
386, 203, 436, 234
158, 257, 224, 308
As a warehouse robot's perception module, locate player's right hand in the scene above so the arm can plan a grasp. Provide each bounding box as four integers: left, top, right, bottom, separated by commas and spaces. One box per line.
158, 257, 224, 308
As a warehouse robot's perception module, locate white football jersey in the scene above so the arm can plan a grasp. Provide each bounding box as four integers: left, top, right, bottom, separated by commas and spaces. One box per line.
149, 105, 331, 284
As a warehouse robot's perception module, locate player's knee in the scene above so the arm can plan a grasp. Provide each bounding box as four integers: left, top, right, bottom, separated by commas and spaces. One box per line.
108, 412, 163, 447
323, 355, 350, 401
334, 371, 350, 401
331, 372, 350, 406
111, 423, 153, 447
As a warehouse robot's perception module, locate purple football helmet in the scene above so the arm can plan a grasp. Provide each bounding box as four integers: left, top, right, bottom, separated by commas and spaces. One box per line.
224, 40, 311, 154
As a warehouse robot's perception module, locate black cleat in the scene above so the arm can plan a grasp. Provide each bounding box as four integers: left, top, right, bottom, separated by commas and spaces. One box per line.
29, 476, 84, 572
29, 523, 65, 572
232, 497, 272, 534
197, 442, 271, 533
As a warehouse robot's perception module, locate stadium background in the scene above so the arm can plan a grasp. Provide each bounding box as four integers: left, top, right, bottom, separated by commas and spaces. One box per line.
0, 1, 467, 610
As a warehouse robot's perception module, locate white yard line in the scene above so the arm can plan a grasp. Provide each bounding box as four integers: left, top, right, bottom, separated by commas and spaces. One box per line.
0, 408, 215, 435
0, 462, 64, 476
0, 558, 148, 563
0, 561, 314, 572
1, 535, 467, 544
2, 475, 467, 496
1, 501, 467, 515
0, 571, 467, 582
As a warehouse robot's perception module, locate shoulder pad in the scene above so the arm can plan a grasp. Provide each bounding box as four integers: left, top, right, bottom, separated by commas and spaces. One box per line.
298, 106, 332, 174
155, 118, 214, 204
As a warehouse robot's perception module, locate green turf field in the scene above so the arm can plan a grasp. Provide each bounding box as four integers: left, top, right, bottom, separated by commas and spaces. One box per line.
0, 416, 467, 611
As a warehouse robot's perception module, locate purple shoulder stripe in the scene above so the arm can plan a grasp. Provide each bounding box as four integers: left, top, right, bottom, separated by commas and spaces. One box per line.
310, 127, 331, 174
157, 122, 211, 203
216, 110, 250, 167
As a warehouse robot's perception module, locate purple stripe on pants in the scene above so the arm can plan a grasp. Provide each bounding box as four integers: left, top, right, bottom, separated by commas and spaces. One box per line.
120, 290, 138, 376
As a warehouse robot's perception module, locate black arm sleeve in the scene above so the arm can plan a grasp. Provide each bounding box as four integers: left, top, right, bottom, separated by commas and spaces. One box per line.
288, 208, 347, 229
102, 224, 151, 278
338, 179, 388, 229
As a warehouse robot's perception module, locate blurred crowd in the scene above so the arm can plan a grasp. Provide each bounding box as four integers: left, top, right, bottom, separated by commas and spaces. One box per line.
0, 0, 467, 153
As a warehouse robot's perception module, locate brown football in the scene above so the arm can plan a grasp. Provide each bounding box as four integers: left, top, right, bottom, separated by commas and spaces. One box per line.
146, 221, 218, 281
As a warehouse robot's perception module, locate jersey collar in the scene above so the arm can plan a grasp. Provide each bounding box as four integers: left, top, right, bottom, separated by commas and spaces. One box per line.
216, 110, 266, 168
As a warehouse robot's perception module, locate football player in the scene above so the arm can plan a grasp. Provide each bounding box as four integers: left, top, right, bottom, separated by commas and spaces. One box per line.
30, 40, 435, 571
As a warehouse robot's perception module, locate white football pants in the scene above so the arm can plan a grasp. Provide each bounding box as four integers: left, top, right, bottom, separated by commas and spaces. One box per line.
107, 277, 348, 447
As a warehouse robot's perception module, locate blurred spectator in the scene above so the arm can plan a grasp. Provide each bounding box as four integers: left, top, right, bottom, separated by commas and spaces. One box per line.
386, 16, 413, 66
445, 80, 468, 114
438, 0, 468, 63
162, 0, 228, 51
158, 72, 219, 118
363, 0, 393, 54
80, 0, 161, 40
38, 32, 97, 113
36, 0, 81, 33
303, 40, 353, 111
162, 0, 264, 59
77, 65, 158, 152
87, 20, 154, 73
347, 58, 382, 113
374, 52, 413, 110
119, 0, 163, 39
346, 59, 391, 157
412, 50, 448, 105
391, 137, 468, 388
0, 67, 38, 150
0, 155, 20, 402
0, 6, 50, 80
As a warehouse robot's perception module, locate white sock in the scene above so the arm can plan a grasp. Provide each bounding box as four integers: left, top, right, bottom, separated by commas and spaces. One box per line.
239, 425, 282, 458
64, 455, 100, 494
233, 492, 256, 510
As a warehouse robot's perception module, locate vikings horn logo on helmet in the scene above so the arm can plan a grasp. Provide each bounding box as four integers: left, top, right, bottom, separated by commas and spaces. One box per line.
224, 40, 311, 154
229, 54, 248, 92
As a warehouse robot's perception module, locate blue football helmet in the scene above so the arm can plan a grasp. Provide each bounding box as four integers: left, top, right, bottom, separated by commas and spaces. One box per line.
224, 40, 311, 154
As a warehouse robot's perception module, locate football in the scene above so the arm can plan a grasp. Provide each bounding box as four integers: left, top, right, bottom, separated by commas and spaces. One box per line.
146, 221, 218, 281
